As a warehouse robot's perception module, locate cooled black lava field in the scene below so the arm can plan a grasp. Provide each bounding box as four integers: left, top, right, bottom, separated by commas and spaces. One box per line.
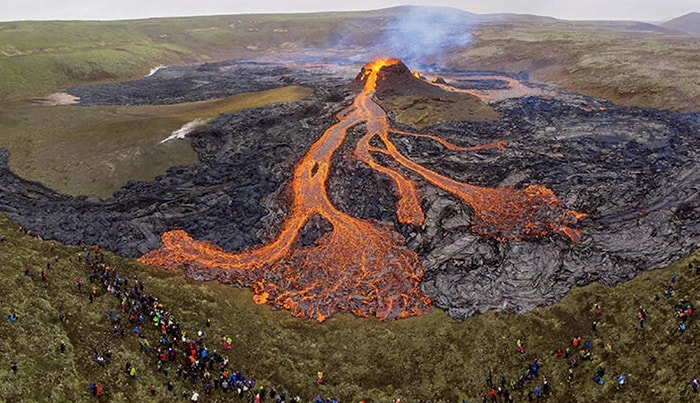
1, 59, 698, 319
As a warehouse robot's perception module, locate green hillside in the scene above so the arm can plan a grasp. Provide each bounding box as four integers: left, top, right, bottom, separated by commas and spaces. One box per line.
0, 213, 697, 402
0, 11, 382, 100
1, 9, 698, 111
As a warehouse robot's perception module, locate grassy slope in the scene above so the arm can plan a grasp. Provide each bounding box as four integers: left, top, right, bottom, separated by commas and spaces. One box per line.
452, 17, 700, 112
0, 11, 383, 101
0, 86, 311, 198
0, 214, 698, 402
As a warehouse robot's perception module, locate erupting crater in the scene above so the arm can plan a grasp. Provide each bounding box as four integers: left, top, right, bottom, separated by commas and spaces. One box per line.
139, 59, 584, 321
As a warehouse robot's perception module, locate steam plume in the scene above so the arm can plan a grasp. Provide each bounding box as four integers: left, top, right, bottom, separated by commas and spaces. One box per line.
377, 6, 481, 66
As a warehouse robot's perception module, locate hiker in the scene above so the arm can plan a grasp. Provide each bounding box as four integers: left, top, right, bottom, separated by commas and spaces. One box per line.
10, 362, 17, 373
676, 322, 687, 333
517, 339, 524, 353
591, 320, 598, 332
692, 378, 698, 393
572, 336, 581, 348
580, 350, 592, 361
638, 305, 648, 319
665, 284, 674, 299
90, 383, 103, 397
316, 371, 324, 384
596, 366, 605, 378
592, 373, 604, 385
488, 388, 497, 401
542, 375, 550, 394
616, 374, 626, 389
554, 347, 563, 358
60, 340, 66, 353
637, 311, 645, 329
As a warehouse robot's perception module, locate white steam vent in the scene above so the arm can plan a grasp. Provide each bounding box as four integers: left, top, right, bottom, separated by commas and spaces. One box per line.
160, 119, 208, 143
146, 65, 167, 77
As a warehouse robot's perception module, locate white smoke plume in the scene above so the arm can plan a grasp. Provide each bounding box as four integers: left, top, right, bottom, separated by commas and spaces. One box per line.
377, 6, 482, 67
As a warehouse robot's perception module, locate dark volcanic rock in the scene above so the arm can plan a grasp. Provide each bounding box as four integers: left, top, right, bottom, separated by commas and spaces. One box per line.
1, 61, 698, 320
67, 60, 343, 105
0, 87, 343, 257
412, 96, 700, 318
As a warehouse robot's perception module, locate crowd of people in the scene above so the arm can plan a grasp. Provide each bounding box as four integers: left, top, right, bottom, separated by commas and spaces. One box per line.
77, 247, 340, 402
472, 267, 698, 402
3, 226, 699, 401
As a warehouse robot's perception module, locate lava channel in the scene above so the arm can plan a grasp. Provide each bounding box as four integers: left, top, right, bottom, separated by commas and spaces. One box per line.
140, 58, 584, 322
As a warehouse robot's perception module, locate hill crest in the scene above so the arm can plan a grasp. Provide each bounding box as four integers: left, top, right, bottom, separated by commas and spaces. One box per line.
660, 11, 700, 36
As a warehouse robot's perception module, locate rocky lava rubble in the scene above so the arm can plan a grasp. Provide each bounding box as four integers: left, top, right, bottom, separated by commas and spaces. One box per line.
1, 60, 698, 319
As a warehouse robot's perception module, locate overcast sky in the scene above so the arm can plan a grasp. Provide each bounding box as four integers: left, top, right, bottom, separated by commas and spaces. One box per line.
2, 0, 697, 22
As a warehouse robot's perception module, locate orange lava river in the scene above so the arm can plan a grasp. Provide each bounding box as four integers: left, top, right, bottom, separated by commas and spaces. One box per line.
139, 59, 584, 321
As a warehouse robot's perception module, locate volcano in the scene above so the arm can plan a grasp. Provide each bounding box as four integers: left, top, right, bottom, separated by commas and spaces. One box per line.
137, 58, 582, 321
0, 57, 697, 320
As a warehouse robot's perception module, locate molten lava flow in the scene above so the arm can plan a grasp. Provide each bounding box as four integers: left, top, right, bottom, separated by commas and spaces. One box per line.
140, 58, 584, 321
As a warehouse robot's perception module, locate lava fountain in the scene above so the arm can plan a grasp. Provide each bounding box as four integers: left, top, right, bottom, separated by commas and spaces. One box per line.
139, 58, 584, 321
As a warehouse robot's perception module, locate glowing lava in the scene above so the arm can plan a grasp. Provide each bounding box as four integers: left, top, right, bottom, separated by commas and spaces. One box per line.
140, 58, 584, 321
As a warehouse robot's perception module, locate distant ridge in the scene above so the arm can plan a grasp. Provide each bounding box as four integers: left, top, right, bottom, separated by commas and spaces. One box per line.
660, 12, 700, 36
